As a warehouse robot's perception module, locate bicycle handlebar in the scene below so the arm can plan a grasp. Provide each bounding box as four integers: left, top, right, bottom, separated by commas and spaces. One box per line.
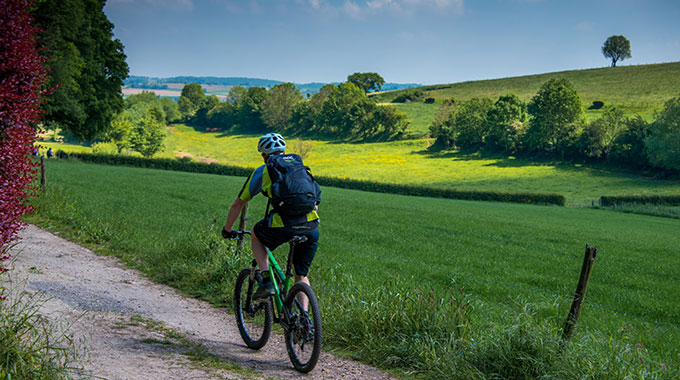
230, 230, 251, 240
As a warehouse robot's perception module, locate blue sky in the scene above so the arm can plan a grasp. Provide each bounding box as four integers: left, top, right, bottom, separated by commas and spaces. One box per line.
104, 0, 680, 85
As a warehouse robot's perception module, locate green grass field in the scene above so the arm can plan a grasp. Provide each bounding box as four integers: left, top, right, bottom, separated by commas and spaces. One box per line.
372, 62, 680, 129
28, 159, 680, 379
44, 123, 680, 207
161, 124, 680, 206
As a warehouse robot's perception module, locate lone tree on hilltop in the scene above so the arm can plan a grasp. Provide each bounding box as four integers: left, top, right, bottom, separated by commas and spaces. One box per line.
602, 35, 631, 67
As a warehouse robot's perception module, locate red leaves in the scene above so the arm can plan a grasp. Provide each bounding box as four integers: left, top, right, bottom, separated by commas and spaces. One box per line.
0, 0, 48, 259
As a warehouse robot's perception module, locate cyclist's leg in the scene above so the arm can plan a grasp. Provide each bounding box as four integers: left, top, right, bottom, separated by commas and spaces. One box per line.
292, 229, 319, 311
251, 232, 269, 271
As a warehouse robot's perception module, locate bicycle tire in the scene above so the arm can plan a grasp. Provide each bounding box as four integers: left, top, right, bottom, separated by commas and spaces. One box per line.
284, 282, 322, 373
234, 268, 273, 349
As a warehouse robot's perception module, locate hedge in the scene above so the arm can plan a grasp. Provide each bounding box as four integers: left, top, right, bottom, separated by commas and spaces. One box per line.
56, 151, 566, 206
599, 195, 680, 207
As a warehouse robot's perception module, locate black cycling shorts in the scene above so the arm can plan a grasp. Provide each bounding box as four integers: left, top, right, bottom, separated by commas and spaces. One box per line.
253, 220, 319, 276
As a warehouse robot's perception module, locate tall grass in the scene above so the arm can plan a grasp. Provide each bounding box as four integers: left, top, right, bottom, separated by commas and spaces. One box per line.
0, 273, 81, 379
26, 160, 680, 379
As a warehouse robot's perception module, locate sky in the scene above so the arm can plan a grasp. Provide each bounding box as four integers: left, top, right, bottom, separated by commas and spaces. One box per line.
104, 0, 680, 85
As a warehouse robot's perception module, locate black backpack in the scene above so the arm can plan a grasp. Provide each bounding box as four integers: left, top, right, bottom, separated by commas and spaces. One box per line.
266, 154, 321, 216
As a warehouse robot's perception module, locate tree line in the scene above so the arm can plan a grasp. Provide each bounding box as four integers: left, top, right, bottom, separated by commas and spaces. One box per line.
173, 73, 408, 140
429, 78, 680, 171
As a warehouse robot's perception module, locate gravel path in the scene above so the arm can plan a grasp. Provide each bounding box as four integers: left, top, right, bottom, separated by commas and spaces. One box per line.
8, 225, 399, 380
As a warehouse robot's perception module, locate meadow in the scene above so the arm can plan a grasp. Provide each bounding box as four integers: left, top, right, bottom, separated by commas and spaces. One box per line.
28, 159, 680, 379
40, 123, 680, 207
373, 61, 680, 129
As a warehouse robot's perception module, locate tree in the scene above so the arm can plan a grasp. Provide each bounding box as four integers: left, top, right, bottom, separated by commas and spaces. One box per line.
106, 112, 132, 153
33, 0, 128, 141
129, 115, 165, 157
485, 93, 528, 153
0, 0, 48, 258
206, 101, 235, 129
237, 87, 268, 131
159, 97, 181, 123
178, 83, 205, 120
602, 35, 631, 67
429, 100, 458, 149
454, 97, 493, 149
525, 79, 583, 155
347, 72, 385, 93
577, 107, 627, 159
609, 116, 649, 166
261, 83, 303, 130
194, 95, 220, 126
645, 96, 680, 170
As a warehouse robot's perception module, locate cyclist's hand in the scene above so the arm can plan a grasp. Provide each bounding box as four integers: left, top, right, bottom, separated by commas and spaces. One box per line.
222, 227, 238, 239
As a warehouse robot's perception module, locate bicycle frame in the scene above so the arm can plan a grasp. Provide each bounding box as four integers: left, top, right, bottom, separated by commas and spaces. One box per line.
266, 247, 291, 313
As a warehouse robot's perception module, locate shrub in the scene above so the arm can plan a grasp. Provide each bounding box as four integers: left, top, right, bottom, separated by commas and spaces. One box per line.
608, 115, 649, 167
0, 0, 48, 258
485, 93, 528, 153
424, 97, 435, 104
588, 100, 604, 110
599, 195, 680, 207
645, 96, 680, 171
392, 89, 425, 103
525, 79, 583, 155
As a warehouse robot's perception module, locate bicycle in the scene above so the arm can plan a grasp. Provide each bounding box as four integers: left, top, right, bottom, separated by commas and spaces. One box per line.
230, 230, 322, 373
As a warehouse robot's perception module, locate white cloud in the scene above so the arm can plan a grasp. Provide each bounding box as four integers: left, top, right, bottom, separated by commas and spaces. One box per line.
343, 1, 363, 19
306, 0, 463, 18
108, 0, 193, 10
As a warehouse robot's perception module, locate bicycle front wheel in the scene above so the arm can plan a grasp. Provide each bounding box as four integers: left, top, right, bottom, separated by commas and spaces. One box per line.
234, 268, 273, 349
284, 282, 322, 373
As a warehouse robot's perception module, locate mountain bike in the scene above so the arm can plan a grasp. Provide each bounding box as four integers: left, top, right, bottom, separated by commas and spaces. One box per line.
230, 230, 322, 373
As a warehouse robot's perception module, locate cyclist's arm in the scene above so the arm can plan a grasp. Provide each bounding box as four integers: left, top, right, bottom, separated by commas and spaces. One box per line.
224, 197, 247, 232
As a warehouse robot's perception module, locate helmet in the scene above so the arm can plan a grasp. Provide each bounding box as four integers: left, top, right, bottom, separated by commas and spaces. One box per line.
257, 133, 286, 154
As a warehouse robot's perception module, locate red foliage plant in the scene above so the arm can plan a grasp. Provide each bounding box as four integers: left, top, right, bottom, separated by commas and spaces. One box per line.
0, 0, 48, 264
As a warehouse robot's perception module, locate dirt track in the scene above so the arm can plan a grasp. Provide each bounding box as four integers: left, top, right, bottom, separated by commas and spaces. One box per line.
8, 225, 398, 380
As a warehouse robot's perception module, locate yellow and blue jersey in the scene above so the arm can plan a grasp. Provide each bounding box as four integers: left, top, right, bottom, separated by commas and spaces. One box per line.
239, 165, 320, 228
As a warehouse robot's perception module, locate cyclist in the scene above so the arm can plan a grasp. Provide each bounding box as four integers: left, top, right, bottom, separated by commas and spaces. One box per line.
223, 133, 320, 302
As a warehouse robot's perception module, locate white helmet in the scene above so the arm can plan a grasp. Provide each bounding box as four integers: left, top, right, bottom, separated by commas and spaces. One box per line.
257, 133, 286, 154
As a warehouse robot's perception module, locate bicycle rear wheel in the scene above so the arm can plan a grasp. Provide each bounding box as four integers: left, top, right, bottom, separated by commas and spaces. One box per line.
284, 282, 322, 373
234, 268, 273, 349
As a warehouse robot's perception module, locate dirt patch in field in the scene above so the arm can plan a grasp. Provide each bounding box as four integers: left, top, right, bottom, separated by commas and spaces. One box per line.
175, 151, 193, 159
199, 157, 219, 164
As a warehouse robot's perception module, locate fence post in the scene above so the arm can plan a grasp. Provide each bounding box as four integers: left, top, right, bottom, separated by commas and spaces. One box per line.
40, 156, 46, 192
562, 245, 598, 341
237, 203, 249, 253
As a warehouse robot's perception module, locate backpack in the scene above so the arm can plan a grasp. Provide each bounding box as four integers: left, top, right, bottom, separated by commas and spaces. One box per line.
266, 154, 321, 217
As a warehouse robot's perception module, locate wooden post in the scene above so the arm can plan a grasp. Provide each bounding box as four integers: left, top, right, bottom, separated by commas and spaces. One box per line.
237, 203, 249, 253
40, 156, 46, 192
562, 245, 598, 340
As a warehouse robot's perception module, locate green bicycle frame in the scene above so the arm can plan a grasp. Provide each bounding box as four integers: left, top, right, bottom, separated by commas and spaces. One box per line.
266, 247, 291, 312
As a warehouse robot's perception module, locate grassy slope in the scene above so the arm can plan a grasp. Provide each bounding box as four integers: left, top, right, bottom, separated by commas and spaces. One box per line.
158, 124, 680, 206
30, 160, 680, 374
374, 61, 680, 133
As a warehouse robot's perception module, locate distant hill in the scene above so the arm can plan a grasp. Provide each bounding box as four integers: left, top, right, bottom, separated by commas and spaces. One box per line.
124, 76, 421, 95
370, 61, 680, 120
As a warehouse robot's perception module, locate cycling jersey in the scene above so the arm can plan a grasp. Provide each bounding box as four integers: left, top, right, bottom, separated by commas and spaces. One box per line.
239, 165, 320, 229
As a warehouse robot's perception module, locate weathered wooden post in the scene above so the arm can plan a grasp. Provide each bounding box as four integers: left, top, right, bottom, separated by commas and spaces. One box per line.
40, 155, 46, 192
237, 203, 249, 253
562, 245, 598, 340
